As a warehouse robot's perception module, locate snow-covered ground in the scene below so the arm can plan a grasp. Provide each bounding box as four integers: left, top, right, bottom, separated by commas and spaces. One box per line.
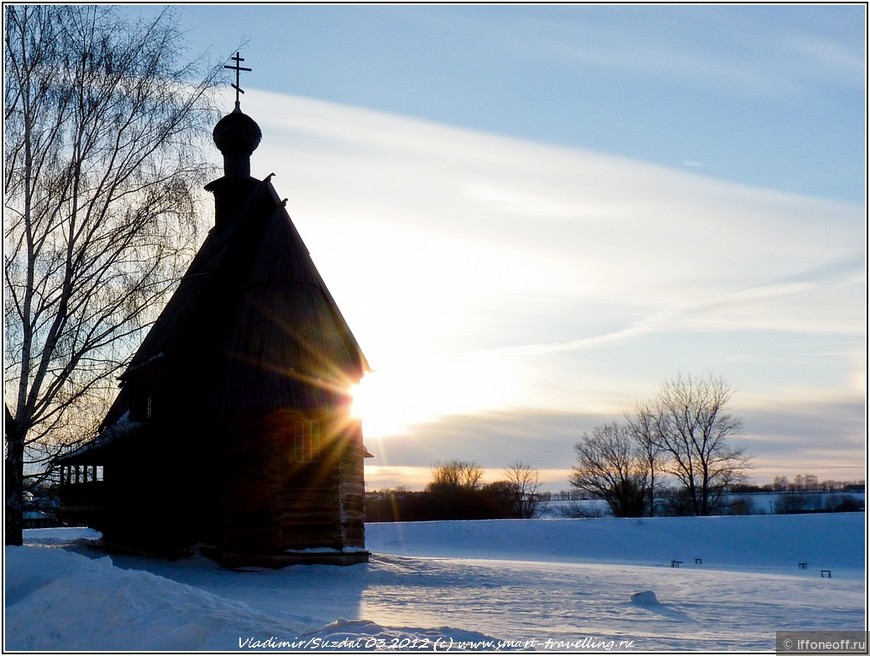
5, 513, 866, 651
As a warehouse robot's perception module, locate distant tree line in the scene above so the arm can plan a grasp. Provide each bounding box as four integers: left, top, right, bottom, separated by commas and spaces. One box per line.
546, 477, 863, 498
767, 474, 864, 493
551, 480, 864, 518
366, 460, 543, 522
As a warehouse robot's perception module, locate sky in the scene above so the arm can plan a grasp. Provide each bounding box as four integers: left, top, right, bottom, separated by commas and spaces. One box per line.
131, 4, 865, 490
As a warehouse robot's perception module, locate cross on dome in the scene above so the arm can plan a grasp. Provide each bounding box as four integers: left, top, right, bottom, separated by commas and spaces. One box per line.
224, 52, 252, 110
213, 51, 261, 177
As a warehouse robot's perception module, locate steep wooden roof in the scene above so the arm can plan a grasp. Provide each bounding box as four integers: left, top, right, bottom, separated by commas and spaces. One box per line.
59, 99, 369, 468
94, 172, 367, 433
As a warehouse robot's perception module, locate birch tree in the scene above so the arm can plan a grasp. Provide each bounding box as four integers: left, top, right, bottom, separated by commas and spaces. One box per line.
4, 5, 221, 545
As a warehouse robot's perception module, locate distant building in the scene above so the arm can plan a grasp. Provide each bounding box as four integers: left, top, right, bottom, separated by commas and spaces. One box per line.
58, 66, 371, 566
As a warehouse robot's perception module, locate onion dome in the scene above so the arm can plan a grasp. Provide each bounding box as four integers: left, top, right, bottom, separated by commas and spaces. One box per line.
213, 107, 262, 177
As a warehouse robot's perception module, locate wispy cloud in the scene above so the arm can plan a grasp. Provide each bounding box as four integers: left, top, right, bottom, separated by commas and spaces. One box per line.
364, 400, 865, 488
239, 90, 864, 481
481, 281, 839, 359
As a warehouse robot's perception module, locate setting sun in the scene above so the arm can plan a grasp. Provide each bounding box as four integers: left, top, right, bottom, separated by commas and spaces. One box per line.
349, 353, 527, 440
349, 368, 440, 439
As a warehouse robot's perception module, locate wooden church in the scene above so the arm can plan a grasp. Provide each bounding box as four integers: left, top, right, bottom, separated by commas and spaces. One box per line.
57, 57, 371, 566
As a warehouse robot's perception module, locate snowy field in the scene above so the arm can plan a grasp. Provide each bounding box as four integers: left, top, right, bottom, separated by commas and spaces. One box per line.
4, 513, 866, 652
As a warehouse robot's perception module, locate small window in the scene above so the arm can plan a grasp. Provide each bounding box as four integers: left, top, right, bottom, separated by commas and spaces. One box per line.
291, 421, 320, 463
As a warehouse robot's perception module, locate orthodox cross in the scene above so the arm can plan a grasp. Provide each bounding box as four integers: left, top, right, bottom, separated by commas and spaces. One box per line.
225, 52, 252, 109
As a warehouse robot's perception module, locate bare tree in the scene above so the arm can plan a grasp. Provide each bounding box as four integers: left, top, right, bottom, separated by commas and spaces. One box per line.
425, 459, 485, 519
625, 403, 665, 516
648, 374, 751, 515
428, 459, 483, 491
502, 461, 542, 518
4, 5, 222, 545
569, 422, 650, 517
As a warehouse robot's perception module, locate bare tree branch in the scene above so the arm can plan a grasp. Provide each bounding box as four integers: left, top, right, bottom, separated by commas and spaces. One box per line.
648, 373, 751, 515
502, 461, 542, 518
4, 4, 222, 545
570, 422, 650, 517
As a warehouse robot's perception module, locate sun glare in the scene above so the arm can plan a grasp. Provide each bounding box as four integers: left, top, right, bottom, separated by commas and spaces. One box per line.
349, 353, 526, 439
348, 378, 373, 422
349, 371, 420, 438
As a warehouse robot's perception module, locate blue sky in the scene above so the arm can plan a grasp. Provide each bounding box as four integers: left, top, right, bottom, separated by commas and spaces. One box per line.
168, 4, 866, 202
138, 4, 865, 490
